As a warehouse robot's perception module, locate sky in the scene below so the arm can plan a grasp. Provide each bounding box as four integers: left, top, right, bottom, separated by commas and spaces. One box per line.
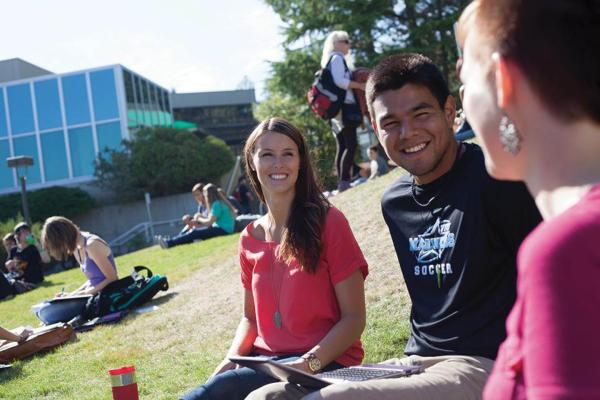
0, 0, 285, 100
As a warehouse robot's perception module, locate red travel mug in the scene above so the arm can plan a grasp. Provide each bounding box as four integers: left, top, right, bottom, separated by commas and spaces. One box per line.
109, 365, 139, 400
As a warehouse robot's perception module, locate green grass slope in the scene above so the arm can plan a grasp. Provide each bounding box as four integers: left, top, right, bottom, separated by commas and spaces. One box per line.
0, 169, 411, 399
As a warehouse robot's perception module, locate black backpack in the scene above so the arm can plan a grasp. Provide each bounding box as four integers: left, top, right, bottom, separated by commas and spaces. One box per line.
83, 266, 168, 320
307, 56, 348, 120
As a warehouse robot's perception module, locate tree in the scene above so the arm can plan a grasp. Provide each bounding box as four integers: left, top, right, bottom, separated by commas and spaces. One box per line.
255, 0, 469, 188
265, 0, 469, 84
258, 1, 468, 189
94, 127, 235, 201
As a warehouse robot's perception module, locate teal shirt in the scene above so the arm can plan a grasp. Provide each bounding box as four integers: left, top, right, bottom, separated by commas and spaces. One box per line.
211, 200, 235, 234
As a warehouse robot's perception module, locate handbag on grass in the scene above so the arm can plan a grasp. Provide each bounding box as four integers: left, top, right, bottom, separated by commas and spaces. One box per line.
0, 323, 76, 363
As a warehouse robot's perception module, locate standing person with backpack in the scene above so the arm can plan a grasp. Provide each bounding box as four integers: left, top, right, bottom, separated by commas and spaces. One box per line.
321, 31, 366, 192
41, 217, 118, 297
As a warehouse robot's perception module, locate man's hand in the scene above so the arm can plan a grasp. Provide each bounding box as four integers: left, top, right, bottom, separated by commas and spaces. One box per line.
5, 259, 18, 271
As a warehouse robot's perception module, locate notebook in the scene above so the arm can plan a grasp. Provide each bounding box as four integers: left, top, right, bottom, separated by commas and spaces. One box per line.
230, 356, 424, 389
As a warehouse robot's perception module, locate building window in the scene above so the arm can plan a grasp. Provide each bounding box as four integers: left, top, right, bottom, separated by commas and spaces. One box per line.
96, 121, 122, 155
62, 74, 91, 126
0, 90, 8, 138
13, 135, 41, 184
34, 79, 63, 131
41, 130, 69, 181
68, 126, 95, 177
7, 83, 35, 134
90, 69, 119, 122
123, 70, 138, 128
0, 139, 12, 188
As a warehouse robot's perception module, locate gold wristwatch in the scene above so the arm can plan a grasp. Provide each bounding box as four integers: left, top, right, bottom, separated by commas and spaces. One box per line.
302, 352, 322, 373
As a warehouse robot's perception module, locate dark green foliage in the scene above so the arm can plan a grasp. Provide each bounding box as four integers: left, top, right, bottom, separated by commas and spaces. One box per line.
94, 127, 235, 201
259, 1, 468, 189
0, 187, 96, 223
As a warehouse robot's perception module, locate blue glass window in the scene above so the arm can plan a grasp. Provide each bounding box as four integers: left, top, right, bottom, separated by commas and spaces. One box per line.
34, 79, 63, 131
13, 135, 41, 184
0, 140, 13, 188
62, 74, 90, 126
90, 69, 119, 121
7, 84, 35, 134
41, 130, 68, 181
68, 126, 95, 177
0, 91, 8, 137
96, 122, 122, 155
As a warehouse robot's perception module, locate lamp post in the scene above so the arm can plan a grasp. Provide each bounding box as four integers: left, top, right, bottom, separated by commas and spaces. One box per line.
6, 155, 34, 225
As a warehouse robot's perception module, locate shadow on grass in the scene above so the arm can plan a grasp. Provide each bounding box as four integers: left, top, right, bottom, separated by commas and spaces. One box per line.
148, 291, 179, 307
0, 363, 22, 384
116, 292, 180, 325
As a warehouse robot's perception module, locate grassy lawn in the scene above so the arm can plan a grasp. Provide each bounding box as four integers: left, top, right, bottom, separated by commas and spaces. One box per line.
0, 169, 412, 399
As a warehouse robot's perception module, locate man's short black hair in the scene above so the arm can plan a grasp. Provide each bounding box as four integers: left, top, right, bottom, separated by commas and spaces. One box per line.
13, 222, 30, 234
368, 145, 379, 152
366, 53, 450, 118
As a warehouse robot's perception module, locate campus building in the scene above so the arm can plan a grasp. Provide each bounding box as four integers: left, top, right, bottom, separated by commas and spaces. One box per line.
172, 89, 257, 153
0, 58, 172, 194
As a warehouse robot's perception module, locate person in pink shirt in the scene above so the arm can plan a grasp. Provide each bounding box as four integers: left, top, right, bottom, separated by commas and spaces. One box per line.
457, 1, 600, 398
180, 117, 368, 400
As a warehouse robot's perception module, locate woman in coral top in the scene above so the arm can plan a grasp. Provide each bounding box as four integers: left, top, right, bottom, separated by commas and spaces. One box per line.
457, 1, 600, 398
180, 117, 368, 400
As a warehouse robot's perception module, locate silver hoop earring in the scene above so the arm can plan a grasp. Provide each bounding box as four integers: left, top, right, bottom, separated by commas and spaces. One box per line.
499, 115, 521, 155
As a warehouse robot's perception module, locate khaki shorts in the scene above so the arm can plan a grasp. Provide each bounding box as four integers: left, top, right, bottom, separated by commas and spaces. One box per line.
245, 354, 494, 400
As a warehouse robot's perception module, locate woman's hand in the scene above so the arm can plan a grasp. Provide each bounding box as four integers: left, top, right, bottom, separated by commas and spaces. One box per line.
284, 358, 313, 374
210, 359, 239, 378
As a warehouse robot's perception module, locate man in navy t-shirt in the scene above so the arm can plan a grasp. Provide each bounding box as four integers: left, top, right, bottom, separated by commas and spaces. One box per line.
246, 54, 541, 400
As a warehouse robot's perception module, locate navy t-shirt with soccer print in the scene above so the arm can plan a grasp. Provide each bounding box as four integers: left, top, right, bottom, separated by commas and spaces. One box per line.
381, 143, 541, 360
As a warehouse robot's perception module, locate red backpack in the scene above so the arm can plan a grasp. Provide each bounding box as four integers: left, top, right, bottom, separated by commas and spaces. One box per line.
307, 56, 348, 119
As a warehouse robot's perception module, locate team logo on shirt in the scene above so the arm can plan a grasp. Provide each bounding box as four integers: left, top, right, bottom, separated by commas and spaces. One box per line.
408, 217, 455, 287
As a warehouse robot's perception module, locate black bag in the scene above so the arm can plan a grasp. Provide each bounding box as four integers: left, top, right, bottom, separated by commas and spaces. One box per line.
0, 274, 16, 300
307, 57, 347, 120
83, 266, 168, 320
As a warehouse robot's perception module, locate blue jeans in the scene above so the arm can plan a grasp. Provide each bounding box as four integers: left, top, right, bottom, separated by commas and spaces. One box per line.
167, 226, 227, 248
180, 354, 343, 400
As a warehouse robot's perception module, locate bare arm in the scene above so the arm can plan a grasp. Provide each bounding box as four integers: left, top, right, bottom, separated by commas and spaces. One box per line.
0, 326, 31, 342
348, 81, 366, 91
195, 210, 217, 226
211, 289, 258, 377
287, 269, 366, 373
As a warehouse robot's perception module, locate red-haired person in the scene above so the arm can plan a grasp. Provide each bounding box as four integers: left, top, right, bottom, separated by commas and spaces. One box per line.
457, 1, 600, 398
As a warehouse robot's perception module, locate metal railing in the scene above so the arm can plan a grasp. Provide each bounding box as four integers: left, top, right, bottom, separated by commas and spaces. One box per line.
109, 218, 181, 255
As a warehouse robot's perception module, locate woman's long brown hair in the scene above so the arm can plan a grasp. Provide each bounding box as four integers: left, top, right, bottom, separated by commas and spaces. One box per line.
243, 117, 330, 273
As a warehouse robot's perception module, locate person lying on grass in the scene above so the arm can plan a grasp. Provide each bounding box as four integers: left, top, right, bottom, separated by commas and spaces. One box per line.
41, 216, 118, 297
180, 117, 369, 400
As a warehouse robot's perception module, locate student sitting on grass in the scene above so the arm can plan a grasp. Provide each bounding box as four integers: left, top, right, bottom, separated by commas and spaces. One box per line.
2, 233, 18, 274
6, 223, 49, 285
180, 117, 368, 400
41, 217, 118, 297
158, 183, 237, 249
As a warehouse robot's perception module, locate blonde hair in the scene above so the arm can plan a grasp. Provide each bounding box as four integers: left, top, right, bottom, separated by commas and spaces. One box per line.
321, 30, 354, 69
